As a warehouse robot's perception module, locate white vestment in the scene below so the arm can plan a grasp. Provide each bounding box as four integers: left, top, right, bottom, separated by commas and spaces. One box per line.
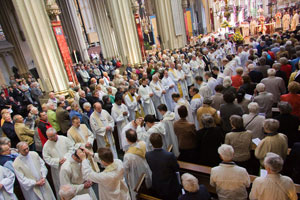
138, 85, 156, 116
111, 103, 130, 150
161, 76, 177, 111
207, 77, 218, 95
0, 165, 17, 200
291, 13, 299, 31
196, 82, 212, 99
174, 98, 194, 123
124, 93, 138, 121
282, 14, 291, 31
67, 125, 94, 146
182, 62, 193, 86
42, 136, 74, 199
59, 158, 97, 199
82, 159, 130, 200
90, 110, 118, 159
190, 94, 203, 130
190, 59, 201, 79
150, 80, 166, 120
13, 152, 56, 200
121, 122, 148, 151
146, 122, 167, 150
177, 69, 189, 100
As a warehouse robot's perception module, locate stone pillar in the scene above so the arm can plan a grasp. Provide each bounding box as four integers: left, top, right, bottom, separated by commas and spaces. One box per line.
105, 0, 142, 64
90, 0, 119, 60
154, 0, 187, 50
12, 0, 68, 92
57, 0, 90, 62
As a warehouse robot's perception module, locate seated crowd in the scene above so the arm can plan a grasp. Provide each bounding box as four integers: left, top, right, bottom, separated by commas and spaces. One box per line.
1, 30, 300, 200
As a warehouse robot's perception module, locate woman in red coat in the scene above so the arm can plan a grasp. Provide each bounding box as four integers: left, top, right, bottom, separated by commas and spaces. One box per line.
280, 81, 300, 119
279, 57, 292, 80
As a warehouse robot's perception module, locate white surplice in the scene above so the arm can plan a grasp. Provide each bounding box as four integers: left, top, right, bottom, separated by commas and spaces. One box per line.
42, 135, 75, 199
111, 103, 130, 150
13, 152, 56, 200
90, 110, 118, 159
138, 85, 156, 116
190, 94, 203, 131
59, 157, 97, 199
177, 69, 189, 100
150, 80, 166, 120
120, 122, 148, 151
161, 76, 177, 111
190, 59, 201, 79
124, 93, 138, 121
0, 165, 17, 200
146, 122, 167, 150
182, 62, 193, 86
174, 98, 194, 123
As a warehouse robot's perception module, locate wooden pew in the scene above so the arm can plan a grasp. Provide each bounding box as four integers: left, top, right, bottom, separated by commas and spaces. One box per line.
134, 173, 162, 200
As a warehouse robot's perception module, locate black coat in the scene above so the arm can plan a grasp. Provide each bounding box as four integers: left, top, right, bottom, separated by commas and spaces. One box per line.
145, 149, 181, 200
249, 70, 263, 83
2, 121, 20, 148
178, 185, 210, 200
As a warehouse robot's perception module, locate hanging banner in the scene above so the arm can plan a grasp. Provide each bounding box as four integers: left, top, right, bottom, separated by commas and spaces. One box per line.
171, 0, 184, 36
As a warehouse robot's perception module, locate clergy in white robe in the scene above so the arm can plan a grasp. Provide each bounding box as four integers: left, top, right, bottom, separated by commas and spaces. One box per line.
291, 12, 299, 31
111, 96, 130, 150
282, 12, 291, 31
0, 165, 17, 200
157, 104, 180, 157
123, 129, 152, 200
172, 93, 194, 123
13, 142, 56, 200
195, 77, 212, 99
144, 114, 167, 150
78, 148, 130, 200
189, 87, 203, 131
177, 65, 189, 100
161, 71, 177, 111
43, 128, 74, 199
190, 56, 201, 79
124, 86, 142, 121
205, 72, 218, 95
149, 75, 166, 120
182, 59, 193, 87
59, 149, 97, 200
138, 78, 156, 117
90, 102, 118, 159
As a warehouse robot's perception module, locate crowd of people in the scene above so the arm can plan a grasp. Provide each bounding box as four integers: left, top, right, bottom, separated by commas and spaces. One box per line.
1, 28, 300, 200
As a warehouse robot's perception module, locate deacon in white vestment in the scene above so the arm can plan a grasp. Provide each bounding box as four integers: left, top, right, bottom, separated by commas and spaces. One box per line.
124, 86, 140, 121
43, 128, 74, 199
172, 94, 194, 123
123, 130, 152, 200
205, 72, 218, 95
189, 87, 203, 130
0, 165, 17, 200
90, 102, 118, 159
138, 78, 156, 116
195, 77, 212, 99
177, 65, 189, 100
161, 70, 177, 111
144, 115, 167, 150
169, 64, 185, 98
190, 56, 201, 79
291, 12, 299, 31
282, 12, 291, 31
182, 59, 193, 87
78, 148, 130, 200
111, 97, 130, 150
13, 142, 56, 200
59, 149, 97, 200
150, 75, 166, 119
157, 104, 180, 157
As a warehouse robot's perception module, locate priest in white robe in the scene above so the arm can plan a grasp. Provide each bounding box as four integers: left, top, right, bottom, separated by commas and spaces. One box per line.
291, 11, 299, 31
172, 93, 194, 123
90, 102, 118, 159
189, 87, 203, 130
123, 129, 152, 200
190, 56, 201, 79
161, 70, 177, 111
168, 63, 184, 98
282, 12, 291, 31
138, 78, 156, 117
43, 128, 74, 199
144, 115, 167, 150
157, 104, 180, 157
182, 58, 193, 87
13, 142, 56, 200
111, 96, 130, 150
124, 86, 142, 121
78, 148, 131, 200
150, 74, 166, 119
195, 76, 212, 99
177, 64, 189, 100
205, 72, 218, 95
0, 165, 17, 200
59, 148, 97, 200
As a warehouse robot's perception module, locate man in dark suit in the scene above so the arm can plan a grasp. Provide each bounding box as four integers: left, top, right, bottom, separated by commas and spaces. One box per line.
56, 101, 71, 135
79, 90, 88, 110
145, 133, 181, 200
1, 113, 20, 148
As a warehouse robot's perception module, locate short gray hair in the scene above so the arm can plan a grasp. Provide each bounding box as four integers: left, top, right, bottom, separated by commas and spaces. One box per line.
272, 63, 281, 70
59, 185, 76, 200
203, 97, 213, 105
267, 68, 276, 76
218, 144, 234, 161
223, 76, 232, 88
16, 141, 28, 150
46, 127, 57, 135
201, 114, 215, 128
278, 101, 292, 114
263, 152, 283, 173
263, 119, 280, 133
248, 102, 259, 114
0, 137, 11, 145
279, 57, 288, 65
181, 173, 199, 192
256, 83, 265, 93
83, 102, 91, 109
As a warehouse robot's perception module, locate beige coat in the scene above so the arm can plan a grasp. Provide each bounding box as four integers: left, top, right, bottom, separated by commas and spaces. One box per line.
14, 122, 35, 145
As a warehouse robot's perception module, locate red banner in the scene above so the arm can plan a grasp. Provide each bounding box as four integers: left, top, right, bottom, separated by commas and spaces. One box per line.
51, 21, 77, 84
134, 14, 146, 60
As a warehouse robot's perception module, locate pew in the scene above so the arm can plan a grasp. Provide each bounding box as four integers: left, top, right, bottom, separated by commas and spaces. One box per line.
134, 173, 162, 200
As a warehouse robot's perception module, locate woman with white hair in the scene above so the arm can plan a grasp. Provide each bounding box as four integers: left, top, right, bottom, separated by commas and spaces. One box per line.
250, 153, 297, 200
179, 173, 210, 200
253, 83, 274, 118
222, 76, 236, 95
210, 144, 250, 200
255, 119, 288, 165
242, 102, 265, 139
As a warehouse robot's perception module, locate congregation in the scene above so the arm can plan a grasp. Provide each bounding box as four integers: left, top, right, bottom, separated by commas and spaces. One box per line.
1, 28, 300, 200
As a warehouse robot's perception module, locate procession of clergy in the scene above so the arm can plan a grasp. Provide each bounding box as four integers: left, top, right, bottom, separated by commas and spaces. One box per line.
1, 9, 300, 200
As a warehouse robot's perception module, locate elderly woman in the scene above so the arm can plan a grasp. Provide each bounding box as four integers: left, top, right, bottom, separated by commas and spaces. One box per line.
280, 81, 300, 119
243, 102, 265, 139
250, 153, 297, 200
222, 76, 236, 95
196, 97, 220, 130
210, 144, 250, 200
279, 57, 292, 80
231, 67, 244, 90
196, 114, 224, 167
69, 102, 82, 121
235, 90, 251, 114
83, 102, 93, 117
274, 102, 300, 148
255, 119, 288, 165
179, 173, 210, 200
225, 115, 252, 168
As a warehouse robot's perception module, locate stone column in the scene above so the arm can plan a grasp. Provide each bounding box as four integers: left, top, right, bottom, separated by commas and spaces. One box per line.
105, 0, 142, 64
12, 0, 68, 92
153, 0, 187, 50
90, 0, 119, 60
57, 0, 90, 62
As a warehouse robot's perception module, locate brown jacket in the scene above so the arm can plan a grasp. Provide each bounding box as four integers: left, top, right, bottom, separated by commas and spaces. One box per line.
14, 122, 34, 145
174, 119, 197, 150
56, 107, 71, 134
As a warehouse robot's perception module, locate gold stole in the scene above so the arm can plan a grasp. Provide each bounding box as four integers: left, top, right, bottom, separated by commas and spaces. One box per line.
128, 93, 145, 118
104, 162, 117, 173
192, 93, 201, 100
92, 112, 114, 148
68, 125, 100, 172
169, 69, 183, 97
126, 141, 146, 159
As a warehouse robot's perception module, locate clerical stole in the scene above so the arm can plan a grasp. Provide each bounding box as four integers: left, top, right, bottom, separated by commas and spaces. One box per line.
92, 112, 114, 147
128, 93, 145, 118
192, 93, 201, 100
126, 141, 146, 159
169, 69, 183, 97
